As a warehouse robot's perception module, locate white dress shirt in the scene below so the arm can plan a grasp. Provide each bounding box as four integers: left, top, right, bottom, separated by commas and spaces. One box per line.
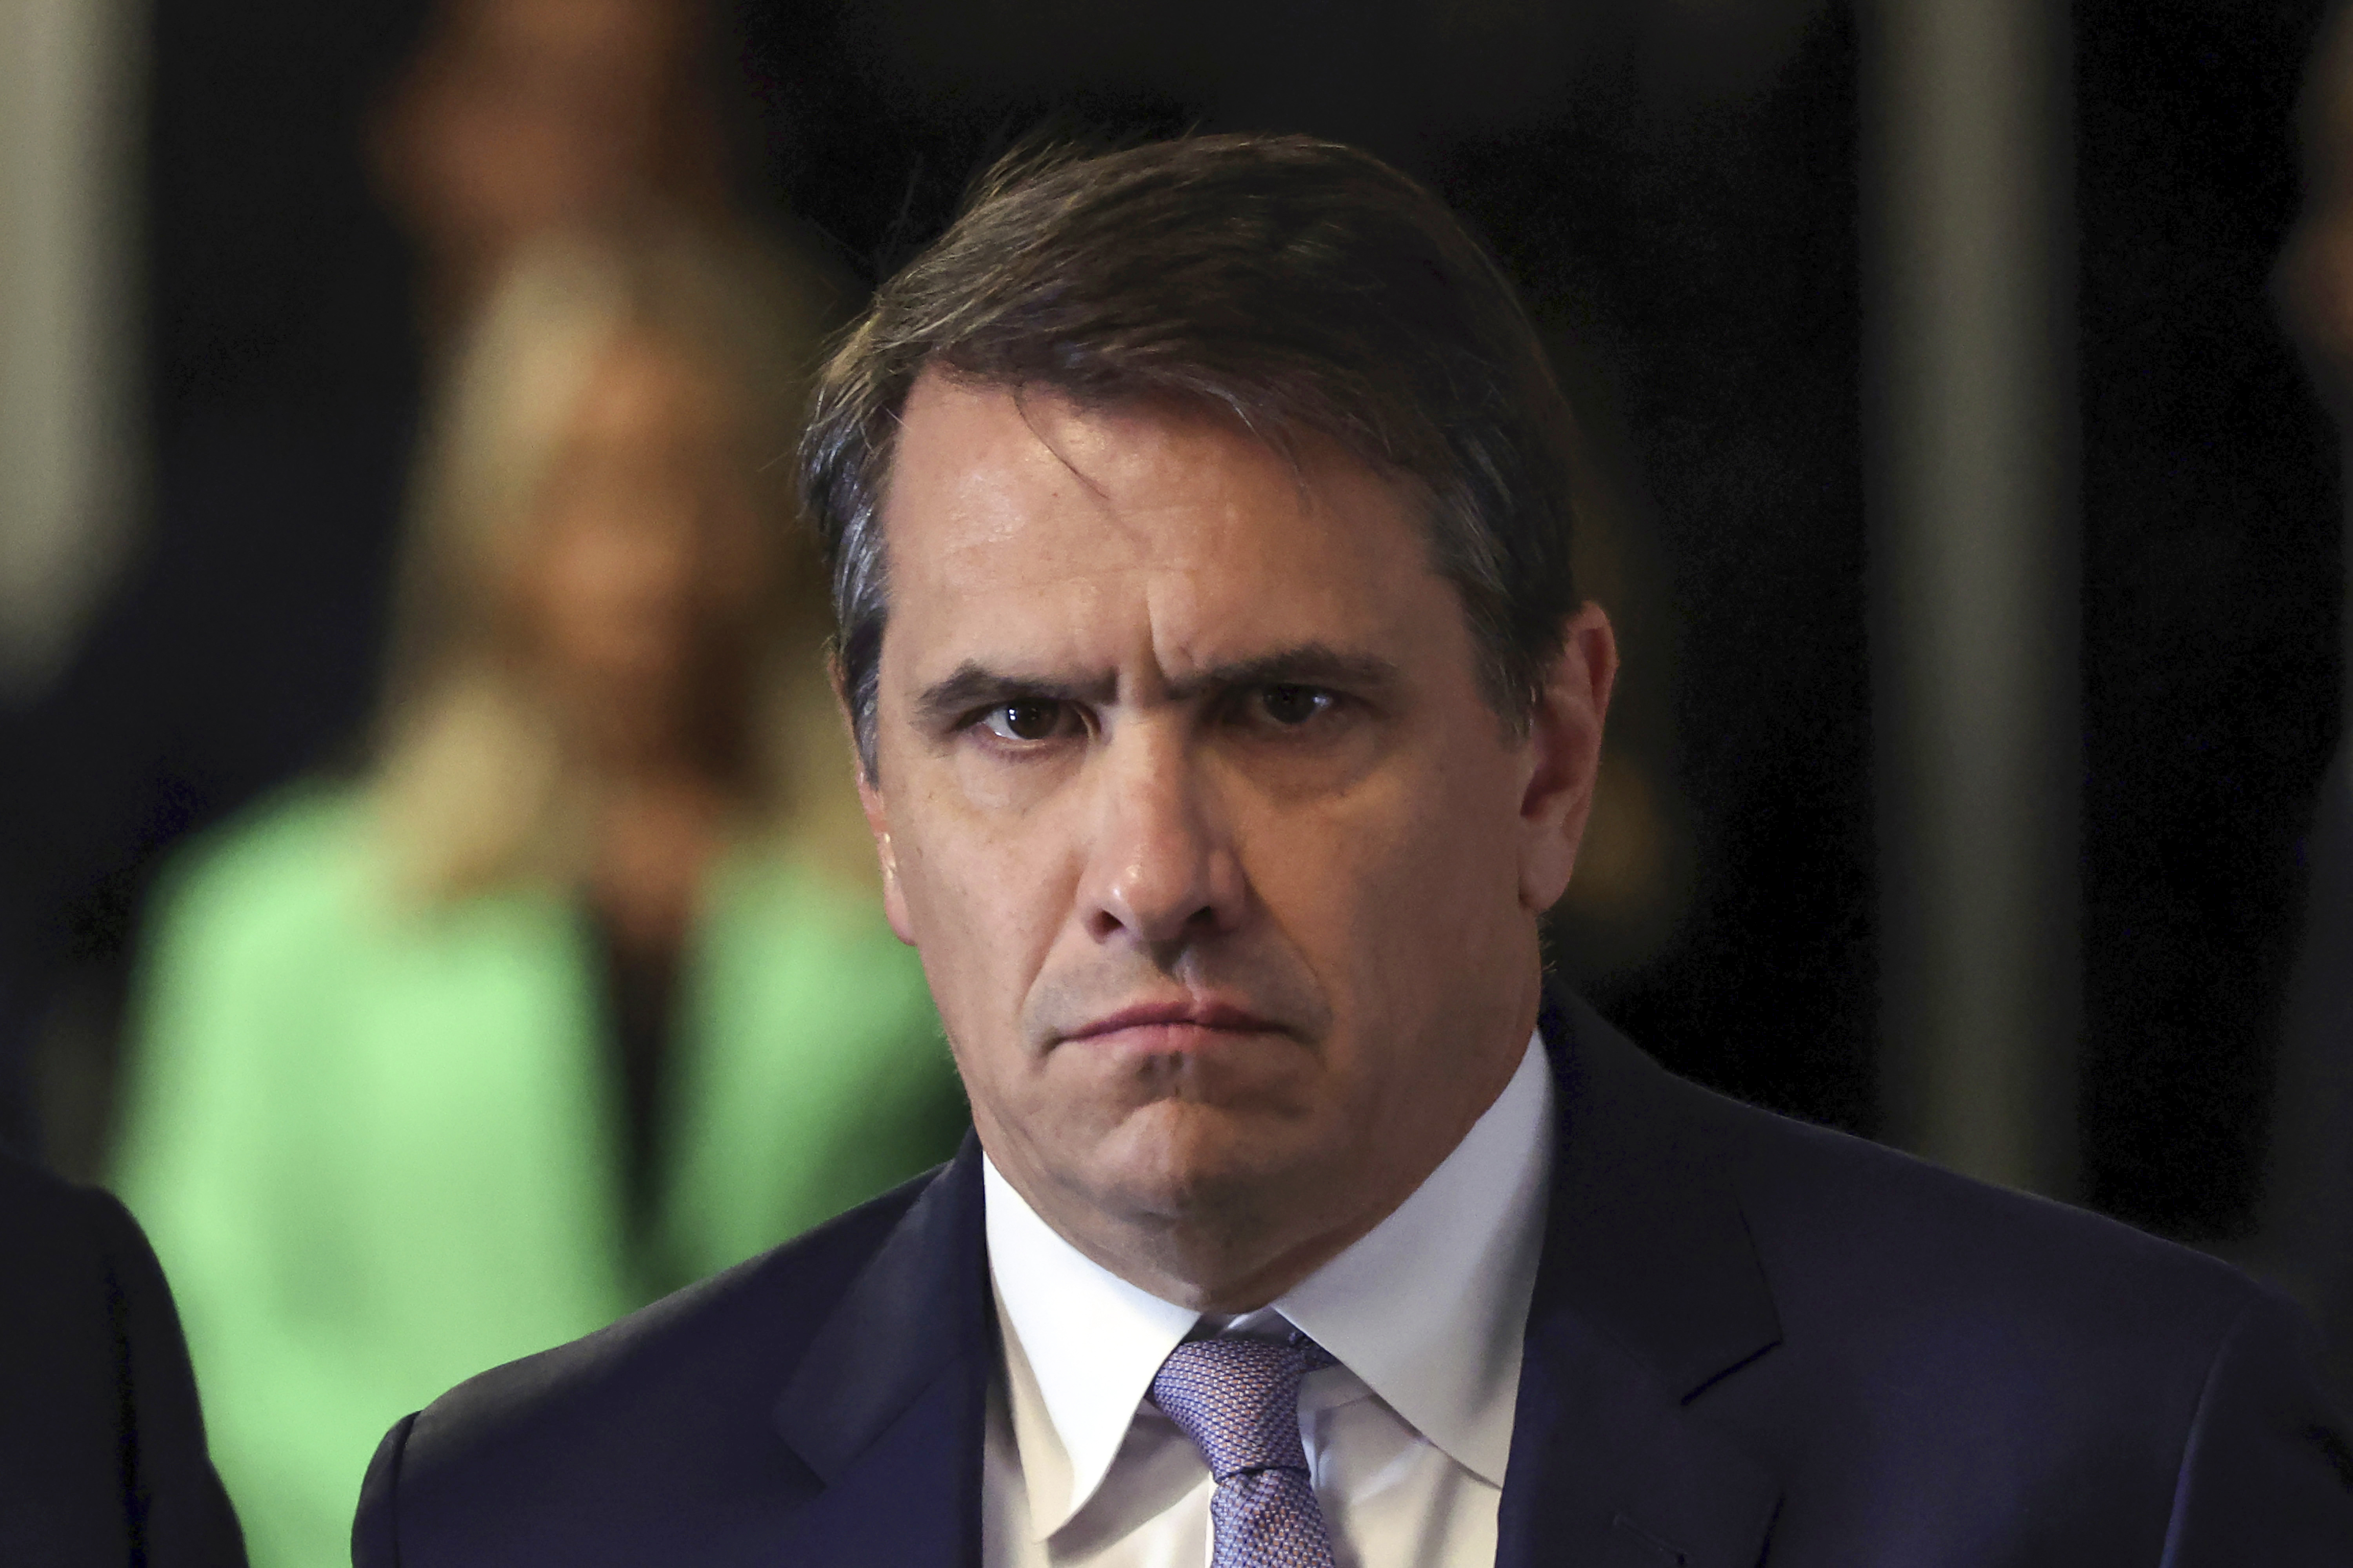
980, 1032, 1555, 1568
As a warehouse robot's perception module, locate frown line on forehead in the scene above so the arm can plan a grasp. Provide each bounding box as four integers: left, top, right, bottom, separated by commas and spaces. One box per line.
911, 643, 1403, 727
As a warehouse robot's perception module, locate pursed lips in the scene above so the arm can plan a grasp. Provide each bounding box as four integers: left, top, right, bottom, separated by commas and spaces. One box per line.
1056, 997, 1286, 1051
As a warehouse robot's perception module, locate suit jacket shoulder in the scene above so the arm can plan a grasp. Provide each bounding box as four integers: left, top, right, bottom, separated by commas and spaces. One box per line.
1681, 1033, 2264, 1352
0, 1152, 246, 1568
1518, 995, 2353, 1565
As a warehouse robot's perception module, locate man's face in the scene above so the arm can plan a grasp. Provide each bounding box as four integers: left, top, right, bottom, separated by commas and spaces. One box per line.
862, 373, 1611, 1304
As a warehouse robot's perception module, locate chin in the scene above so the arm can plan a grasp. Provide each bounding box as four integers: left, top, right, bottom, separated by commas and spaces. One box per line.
1089, 1097, 1335, 1221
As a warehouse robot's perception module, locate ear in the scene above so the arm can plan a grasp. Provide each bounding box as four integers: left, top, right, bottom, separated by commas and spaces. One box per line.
838, 667, 918, 946
1517, 602, 1619, 913
856, 769, 917, 945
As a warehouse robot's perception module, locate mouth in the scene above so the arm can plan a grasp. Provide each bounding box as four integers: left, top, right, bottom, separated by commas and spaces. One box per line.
1059, 997, 1286, 1052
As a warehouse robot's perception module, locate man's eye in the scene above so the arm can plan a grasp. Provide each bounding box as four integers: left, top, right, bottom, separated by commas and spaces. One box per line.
1258, 685, 1334, 726
981, 701, 1070, 742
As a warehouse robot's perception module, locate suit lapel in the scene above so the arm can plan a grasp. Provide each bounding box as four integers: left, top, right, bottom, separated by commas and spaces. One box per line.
771, 1138, 995, 1567
1496, 995, 1784, 1568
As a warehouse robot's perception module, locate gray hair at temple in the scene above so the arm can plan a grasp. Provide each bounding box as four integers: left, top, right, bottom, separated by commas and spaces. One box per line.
797, 133, 1593, 778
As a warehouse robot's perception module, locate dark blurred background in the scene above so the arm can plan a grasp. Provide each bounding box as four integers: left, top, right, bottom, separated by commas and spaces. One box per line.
2073, 1, 2339, 1237
2, 0, 2339, 1243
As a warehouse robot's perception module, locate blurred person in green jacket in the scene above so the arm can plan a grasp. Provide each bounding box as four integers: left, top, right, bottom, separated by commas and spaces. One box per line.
110, 225, 965, 1568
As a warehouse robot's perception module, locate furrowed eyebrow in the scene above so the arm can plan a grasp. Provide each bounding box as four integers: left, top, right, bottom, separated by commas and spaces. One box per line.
913, 663, 1119, 730
1166, 644, 1401, 702
911, 643, 1399, 730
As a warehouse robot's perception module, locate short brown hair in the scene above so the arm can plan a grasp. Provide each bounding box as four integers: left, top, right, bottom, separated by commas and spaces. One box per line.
800, 133, 1587, 775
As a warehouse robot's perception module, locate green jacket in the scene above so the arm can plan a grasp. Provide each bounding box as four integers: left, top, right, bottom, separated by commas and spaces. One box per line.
112, 788, 963, 1568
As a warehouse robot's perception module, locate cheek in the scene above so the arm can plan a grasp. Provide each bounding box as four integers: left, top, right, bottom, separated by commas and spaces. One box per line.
1238, 744, 1524, 1021
947, 746, 1084, 818
887, 772, 1081, 1044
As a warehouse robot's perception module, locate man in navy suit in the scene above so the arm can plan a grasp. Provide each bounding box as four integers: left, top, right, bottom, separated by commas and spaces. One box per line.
354, 134, 2353, 1565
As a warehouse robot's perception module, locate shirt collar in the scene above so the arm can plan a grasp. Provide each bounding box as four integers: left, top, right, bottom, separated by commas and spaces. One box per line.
984, 1030, 1554, 1534
1273, 1030, 1553, 1487
983, 1157, 1197, 1537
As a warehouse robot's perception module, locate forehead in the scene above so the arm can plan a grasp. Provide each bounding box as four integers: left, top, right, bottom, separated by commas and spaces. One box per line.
876, 373, 1447, 676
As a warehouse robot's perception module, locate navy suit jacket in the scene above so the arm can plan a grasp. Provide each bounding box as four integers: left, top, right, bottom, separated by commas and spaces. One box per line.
355, 997, 2353, 1565
0, 1151, 246, 1568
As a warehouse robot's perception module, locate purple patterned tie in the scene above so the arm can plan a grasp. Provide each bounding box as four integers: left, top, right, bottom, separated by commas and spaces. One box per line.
1149, 1332, 1339, 1568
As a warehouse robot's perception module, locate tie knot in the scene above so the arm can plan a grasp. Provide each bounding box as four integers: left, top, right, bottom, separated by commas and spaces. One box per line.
1149, 1334, 1327, 1483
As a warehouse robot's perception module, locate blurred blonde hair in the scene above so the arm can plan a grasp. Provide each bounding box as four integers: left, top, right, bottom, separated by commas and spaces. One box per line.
371, 223, 867, 901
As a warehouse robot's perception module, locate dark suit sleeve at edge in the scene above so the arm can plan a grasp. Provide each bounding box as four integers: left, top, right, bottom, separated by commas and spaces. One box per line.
353, 1414, 417, 1568
2160, 1288, 2353, 1563
85, 1187, 248, 1568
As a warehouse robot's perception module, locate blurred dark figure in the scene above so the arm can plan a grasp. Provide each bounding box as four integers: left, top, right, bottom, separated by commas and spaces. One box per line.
0, 0, 746, 1178
371, 0, 731, 341
109, 225, 961, 1568
0, 1146, 245, 1568
2269, 0, 2353, 1397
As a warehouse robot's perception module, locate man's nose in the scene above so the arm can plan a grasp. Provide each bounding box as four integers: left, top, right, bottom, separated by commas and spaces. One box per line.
1080, 723, 1247, 950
